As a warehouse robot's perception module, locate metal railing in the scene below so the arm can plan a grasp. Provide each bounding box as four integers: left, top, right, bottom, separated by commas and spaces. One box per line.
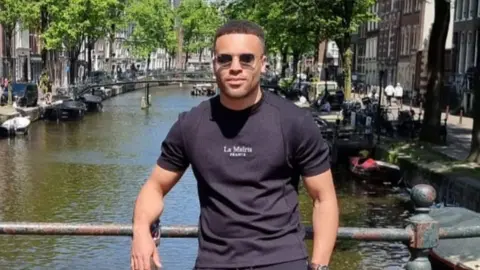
2, 184, 480, 269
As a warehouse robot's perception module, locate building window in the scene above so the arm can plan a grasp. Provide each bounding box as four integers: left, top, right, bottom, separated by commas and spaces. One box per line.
459, 32, 466, 73
457, 0, 463, 20
468, 31, 474, 68
469, 0, 474, 18
463, 0, 469, 19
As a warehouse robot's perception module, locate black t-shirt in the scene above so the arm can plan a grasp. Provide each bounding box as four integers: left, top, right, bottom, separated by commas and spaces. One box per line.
157, 91, 330, 268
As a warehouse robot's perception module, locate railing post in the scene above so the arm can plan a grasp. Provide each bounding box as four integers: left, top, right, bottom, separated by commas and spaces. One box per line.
405, 184, 439, 270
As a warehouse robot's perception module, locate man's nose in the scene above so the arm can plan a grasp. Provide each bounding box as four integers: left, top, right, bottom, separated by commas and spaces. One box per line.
230, 57, 242, 71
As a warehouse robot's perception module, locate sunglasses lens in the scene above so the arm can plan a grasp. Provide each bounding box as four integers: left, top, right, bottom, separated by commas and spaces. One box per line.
217, 54, 232, 65
239, 54, 255, 65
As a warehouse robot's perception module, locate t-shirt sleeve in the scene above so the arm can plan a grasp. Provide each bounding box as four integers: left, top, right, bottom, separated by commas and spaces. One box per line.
156, 114, 190, 172
293, 112, 331, 177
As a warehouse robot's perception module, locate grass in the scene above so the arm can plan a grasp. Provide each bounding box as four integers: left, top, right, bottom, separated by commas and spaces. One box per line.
384, 140, 480, 179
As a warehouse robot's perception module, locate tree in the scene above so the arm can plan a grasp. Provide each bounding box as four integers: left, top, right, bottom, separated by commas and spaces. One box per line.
0, 0, 38, 104
104, 0, 127, 75
222, 0, 317, 77
177, 0, 221, 69
419, 0, 451, 145
43, 0, 118, 84
126, 0, 174, 70
292, 0, 376, 99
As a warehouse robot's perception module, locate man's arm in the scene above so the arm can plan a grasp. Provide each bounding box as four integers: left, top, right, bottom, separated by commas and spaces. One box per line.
293, 112, 339, 266
133, 117, 190, 234
132, 166, 185, 234
303, 170, 338, 265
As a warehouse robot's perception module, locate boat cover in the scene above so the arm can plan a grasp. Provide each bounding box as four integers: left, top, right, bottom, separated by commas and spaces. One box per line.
430, 207, 480, 269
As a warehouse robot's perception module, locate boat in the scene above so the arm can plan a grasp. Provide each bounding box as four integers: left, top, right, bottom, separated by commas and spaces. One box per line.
191, 83, 216, 96
80, 94, 103, 112
43, 100, 87, 121
429, 207, 480, 270
348, 155, 401, 185
0, 116, 31, 136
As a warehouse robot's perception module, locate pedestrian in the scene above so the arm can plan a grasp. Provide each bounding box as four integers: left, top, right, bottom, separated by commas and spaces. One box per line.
394, 83, 403, 108
385, 83, 394, 106
130, 20, 339, 270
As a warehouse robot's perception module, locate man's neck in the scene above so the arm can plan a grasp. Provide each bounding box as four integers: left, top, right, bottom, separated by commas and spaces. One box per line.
219, 87, 262, 111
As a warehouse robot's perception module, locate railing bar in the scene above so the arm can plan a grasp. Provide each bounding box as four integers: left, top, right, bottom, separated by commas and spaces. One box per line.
439, 226, 480, 239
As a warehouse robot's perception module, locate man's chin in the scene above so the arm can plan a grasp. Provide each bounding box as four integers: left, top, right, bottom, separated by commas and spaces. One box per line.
221, 87, 251, 99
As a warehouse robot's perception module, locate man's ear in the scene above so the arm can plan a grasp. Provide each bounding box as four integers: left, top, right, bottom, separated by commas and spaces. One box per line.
260, 55, 267, 73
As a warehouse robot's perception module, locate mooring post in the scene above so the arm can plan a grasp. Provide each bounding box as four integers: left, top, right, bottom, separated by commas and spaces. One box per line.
146, 83, 150, 105
405, 184, 438, 270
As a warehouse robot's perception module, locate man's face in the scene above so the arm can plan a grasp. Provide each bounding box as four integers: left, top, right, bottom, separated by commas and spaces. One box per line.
213, 34, 266, 100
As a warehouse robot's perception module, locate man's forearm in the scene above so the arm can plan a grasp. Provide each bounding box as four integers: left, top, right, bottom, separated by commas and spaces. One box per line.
311, 198, 339, 265
133, 180, 165, 235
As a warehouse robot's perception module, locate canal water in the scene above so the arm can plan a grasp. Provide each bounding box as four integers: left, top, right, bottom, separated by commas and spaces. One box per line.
0, 86, 410, 270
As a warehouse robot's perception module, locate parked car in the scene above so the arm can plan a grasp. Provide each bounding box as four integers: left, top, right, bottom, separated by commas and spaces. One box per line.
0, 83, 38, 107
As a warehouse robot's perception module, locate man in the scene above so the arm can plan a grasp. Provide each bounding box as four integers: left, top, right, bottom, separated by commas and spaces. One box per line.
131, 20, 339, 270
394, 82, 403, 108
384, 84, 394, 106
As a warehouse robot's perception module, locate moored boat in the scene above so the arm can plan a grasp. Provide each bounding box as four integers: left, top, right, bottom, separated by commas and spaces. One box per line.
43, 100, 87, 121
429, 207, 480, 270
191, 83, 216, 96
80, 94, 103, 112
348, 155, 401, 185
0, 116, 31, 136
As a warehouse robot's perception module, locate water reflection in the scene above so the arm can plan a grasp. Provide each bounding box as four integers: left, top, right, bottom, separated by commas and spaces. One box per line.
0, 86, 409, 269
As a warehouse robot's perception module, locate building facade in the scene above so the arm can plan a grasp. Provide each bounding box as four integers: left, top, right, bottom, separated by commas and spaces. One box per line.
453, 0, 480, 111
377, 0, 401, 85
366, 2, 380, 86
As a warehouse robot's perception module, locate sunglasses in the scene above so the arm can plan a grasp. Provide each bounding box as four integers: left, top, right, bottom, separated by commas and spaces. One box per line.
215, 53, 257, 67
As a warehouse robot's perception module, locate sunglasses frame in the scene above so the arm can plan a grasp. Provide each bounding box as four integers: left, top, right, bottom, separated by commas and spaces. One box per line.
214, 53, 260, 69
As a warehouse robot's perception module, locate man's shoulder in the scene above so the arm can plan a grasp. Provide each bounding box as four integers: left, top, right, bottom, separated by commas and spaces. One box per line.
177, 96, 216, 122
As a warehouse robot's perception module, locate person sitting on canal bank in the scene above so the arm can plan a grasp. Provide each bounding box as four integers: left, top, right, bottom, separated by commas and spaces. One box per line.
384, 84, 394, 106
131, 20, 339, 270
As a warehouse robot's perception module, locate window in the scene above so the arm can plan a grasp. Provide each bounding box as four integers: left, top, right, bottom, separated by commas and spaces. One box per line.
457, 0, 463, 20
469, 0, 474, 18
463, 0, 469, 19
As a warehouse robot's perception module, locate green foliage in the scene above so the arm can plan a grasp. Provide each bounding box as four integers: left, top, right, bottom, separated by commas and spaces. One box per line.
43, 0, 119, 53
177, 0, 222, 54
126, 0, 174, 59
222, 0, 316, 55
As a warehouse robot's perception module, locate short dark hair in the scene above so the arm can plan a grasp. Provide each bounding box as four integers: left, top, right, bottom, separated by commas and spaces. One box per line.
214, 20, 266, 53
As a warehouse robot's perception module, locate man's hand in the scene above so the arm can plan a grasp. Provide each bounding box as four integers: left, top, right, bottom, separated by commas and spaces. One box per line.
131, 229, 161, 270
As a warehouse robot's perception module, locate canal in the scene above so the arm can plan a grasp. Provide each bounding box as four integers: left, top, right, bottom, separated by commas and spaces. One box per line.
0, 85, 409, 269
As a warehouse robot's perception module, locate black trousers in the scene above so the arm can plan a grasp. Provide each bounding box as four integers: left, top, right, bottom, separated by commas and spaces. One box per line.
194, 259, 309, 270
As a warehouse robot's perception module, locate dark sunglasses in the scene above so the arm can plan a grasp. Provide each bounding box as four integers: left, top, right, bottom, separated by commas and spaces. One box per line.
215, 53, 256, 67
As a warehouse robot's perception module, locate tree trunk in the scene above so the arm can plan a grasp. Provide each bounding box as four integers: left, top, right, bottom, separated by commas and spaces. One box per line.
343, 48, 353, 99
280, 47, 288, 78
147, 55, 151, 70
199, 49, 203, 64
108, 27, 116, 75
292, 51, 300, 80
419, 0, 450, 144
5, 30, 13, 105
468, 67, 480, 162
87, 40, 93, 75
40, 7, 49, 71
184, 51, 189, 70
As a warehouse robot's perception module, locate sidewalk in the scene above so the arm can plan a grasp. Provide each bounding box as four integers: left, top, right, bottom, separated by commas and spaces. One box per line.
396, 103, 472, 160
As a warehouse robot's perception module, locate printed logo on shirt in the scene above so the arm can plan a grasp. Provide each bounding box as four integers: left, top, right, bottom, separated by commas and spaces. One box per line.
223, 145, 252, 157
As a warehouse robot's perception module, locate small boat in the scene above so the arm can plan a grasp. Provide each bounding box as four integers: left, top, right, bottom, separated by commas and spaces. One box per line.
348, 156, 401, 185
80, 94, 103, 112
43, 100, 87, 121
0, 116, 31, 136
191, 83, 216, 96
429, 207, 480, 270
